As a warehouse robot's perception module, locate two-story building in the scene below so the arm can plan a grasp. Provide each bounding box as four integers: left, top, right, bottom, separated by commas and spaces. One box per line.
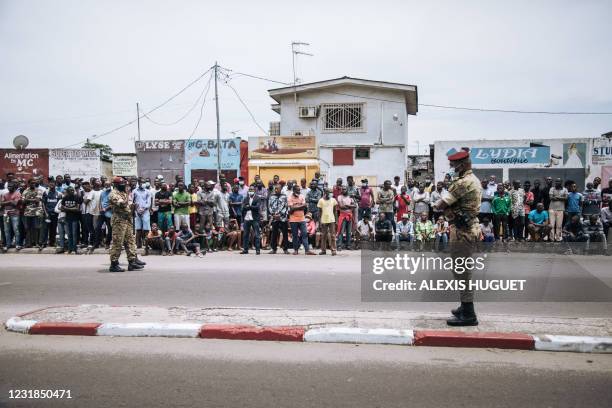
266, 76, 418, 186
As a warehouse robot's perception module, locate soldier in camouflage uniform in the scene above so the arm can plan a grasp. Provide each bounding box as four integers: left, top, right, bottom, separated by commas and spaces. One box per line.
433, 148, 482, 326
109, 177, 146, 272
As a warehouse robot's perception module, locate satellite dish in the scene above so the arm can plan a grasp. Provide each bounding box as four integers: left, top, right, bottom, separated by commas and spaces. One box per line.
13, 135, 29, 149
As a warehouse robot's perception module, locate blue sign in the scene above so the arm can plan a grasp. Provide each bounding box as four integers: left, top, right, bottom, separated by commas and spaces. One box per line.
184, 138, 240, 182
464, 146, 551, 165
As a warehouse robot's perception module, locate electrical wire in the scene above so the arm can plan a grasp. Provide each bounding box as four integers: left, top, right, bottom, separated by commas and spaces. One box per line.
220, 66, 612, 115
220, 70, 268, 135
60, 65, 215, 148
186, 72, 214, 142
143, 70, 213, 126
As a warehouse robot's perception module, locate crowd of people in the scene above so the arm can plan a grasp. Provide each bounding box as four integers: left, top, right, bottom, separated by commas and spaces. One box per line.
0, 171, 610, 256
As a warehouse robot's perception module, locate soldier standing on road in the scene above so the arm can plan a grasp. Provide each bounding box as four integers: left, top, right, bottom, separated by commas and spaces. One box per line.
108, 177, 146, 272
433, 148, 482, 326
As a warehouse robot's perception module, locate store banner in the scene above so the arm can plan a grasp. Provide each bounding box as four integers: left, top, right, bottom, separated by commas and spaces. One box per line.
135, 140, 184, 152
592, 139, 612, 165
112, 154, 138, 177
468, 146, 551, 165
248, 136, 317, 159
49, 149, 100, 179
0, 148, 49, 180
185, 138, 240, 182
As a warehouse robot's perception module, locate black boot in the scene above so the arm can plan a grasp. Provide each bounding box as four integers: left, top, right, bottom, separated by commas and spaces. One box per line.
128, 261, 144, 271
109, 261, 125, 272
447, 302, 478, 326
133, 257, 146, 266
451, 304, 463, 318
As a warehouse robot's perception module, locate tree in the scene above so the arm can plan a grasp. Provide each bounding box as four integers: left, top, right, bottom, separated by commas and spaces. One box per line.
82, 141, 113, 159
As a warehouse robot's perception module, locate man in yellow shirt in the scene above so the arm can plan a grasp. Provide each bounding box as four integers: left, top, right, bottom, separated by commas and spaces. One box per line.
317, 188, 338, 255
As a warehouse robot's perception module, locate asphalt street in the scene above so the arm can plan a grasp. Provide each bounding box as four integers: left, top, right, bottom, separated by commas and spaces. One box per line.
1, 332, 611, 408
0, 252, 611, 320
1, 252, 611, 407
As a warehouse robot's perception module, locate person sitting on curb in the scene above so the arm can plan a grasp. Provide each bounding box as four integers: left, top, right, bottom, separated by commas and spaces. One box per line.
414, 212, 435, 250
527, 203, 552, 242
176, 223, 205, 258
357, 214, 375, 245
584, 214, 607, 252
395, 213, 414, 246
164, 225, 178, 256
434, 215, 449, 251
375, 212, 394, 243
226, 218, 242, 251
144, 223, 164, 255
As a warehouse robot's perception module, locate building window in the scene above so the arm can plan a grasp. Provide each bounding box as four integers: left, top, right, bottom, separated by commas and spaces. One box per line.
333, 148, 354, 166
321, 103, 365, 132
269, 121, 280, 136
355, 147, 370, 159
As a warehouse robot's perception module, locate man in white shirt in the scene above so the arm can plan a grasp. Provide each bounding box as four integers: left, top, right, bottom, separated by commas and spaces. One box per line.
486, 175, 498, 197
299, 178, 310, 199
82, 181, 101, 251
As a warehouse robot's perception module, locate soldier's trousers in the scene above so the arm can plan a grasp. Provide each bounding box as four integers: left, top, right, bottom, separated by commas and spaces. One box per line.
449, 224, 480, 303
110, 219, 136, 263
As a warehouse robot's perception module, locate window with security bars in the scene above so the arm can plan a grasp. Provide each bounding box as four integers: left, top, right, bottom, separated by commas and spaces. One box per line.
269, 121, 280, 136
321, 103, 365, 131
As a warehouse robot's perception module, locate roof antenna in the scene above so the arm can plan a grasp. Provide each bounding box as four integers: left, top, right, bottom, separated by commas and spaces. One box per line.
291, 41, 313, 103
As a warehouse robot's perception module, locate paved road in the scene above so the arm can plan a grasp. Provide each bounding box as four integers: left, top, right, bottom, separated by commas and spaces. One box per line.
0, 252, 611, 321
1, 252, 611, 407
1, 331, 611, 408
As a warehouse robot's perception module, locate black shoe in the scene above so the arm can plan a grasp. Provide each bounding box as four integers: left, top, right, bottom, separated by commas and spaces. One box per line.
256, 250, 261, 255
447, 302, 478, 326
451, 304, 463, 318
283, 249, 289, 254
133, 258, 146, 266
269, 249, 277, 254
240, 250, 248, 254
128, 262, 144, 271
109, 261, 125, 272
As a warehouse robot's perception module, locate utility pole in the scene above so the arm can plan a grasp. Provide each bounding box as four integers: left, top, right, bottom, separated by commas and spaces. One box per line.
214, 62, 221, 184
291, 42, 313, 103
136, 102, 141, 141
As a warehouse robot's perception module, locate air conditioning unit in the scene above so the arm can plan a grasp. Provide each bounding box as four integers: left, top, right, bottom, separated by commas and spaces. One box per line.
299, 106, 318, 118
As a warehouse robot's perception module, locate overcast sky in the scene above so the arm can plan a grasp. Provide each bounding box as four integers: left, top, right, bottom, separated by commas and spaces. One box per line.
1, 0, 611, 154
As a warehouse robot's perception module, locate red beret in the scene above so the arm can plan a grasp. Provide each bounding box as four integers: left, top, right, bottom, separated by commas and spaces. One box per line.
448, 149, 470, 161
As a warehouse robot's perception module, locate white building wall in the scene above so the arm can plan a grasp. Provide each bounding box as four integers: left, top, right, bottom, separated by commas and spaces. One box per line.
277, 85, 409, 184
433, 138, 597, 182
319, 146, 405, 186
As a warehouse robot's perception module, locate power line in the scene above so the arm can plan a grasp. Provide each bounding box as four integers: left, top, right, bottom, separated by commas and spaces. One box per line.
143, 70, 213, 126
221, 66, 612, 115
418, 103, 612, 115
220, 70, 268, 135
186, 72, 214, 142
60, 65, 215, 148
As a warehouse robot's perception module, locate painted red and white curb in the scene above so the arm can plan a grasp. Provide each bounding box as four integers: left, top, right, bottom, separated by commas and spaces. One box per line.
5, 316, 612, 353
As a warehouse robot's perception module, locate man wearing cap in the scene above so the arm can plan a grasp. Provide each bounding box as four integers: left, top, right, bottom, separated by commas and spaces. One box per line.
108, 176, 145, 272
433, 148, 481, 326
396, 213, 414, 246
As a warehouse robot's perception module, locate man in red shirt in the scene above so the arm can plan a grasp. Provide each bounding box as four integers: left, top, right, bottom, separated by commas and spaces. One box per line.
358, 178, 375, 221
288, 185, 316, 255
395, 186, 412, 221
336, 186, 356, 250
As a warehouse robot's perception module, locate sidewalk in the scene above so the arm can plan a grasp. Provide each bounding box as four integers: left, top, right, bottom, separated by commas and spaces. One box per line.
6, 304, 612, 353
